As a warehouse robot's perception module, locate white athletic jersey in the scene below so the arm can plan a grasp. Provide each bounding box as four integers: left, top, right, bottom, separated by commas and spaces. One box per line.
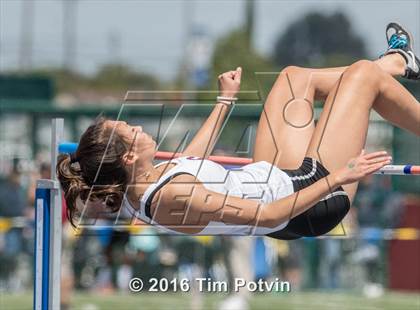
122, 156, 295, 236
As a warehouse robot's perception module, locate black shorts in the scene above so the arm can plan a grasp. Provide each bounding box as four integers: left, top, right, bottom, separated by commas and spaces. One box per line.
266, 157, 350, 240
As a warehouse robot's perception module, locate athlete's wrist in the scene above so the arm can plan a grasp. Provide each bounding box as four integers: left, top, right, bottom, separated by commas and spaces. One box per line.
216, 101, 232, 107
219, 92, 237, 98
327, 171, 343, 188
216, 95, 237, 106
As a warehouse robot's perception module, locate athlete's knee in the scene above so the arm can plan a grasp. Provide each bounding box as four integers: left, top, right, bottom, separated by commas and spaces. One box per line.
278, 66, 310, 93
344, 60, 382, 86
280, 65, 308, 80
281, 65, 303, 75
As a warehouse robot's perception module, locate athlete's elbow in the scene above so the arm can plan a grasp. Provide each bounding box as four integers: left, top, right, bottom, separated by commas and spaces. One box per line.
259, 203, 288, 228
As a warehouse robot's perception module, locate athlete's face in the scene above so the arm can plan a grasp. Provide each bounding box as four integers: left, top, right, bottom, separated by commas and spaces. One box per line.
106, 120, 156, 162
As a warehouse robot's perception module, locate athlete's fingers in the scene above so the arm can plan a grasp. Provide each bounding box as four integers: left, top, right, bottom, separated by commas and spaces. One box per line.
366, 159, 391, 169
366, 156, 392, 165
220, 71, 232, 80
363, 151, 388, 160
365, 160, 391, 175
234, 67, 242, 82
365, 159, 391, 170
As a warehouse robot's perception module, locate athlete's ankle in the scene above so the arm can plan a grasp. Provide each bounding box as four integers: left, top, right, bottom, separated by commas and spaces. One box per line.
375, 53, 406, 76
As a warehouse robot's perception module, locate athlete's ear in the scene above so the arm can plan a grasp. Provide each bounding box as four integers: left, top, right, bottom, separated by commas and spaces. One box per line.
122, 151, 138, 166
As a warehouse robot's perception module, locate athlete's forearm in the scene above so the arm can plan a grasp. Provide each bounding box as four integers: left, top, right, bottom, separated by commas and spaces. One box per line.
182, 68, 240, 158
262, 172, 341, 227
182, 102, 231, 158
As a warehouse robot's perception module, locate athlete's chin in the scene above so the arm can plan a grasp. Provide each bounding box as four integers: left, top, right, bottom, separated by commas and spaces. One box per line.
151, 140, 157, 149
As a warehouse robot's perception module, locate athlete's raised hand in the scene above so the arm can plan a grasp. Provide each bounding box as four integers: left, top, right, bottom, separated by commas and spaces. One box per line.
334, 150, 392, 185
218, 67, 242, 98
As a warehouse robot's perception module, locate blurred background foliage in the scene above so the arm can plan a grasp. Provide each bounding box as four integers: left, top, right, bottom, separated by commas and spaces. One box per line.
209, 29, 273, 96
273, 12, 368, 68
1, 11, 371, 102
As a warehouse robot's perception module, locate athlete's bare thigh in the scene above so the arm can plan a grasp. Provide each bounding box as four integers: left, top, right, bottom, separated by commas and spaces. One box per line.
253, 67, 316, 169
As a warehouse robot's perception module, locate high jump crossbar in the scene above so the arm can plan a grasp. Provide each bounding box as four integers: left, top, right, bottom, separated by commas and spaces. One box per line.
58, 142, 420, 175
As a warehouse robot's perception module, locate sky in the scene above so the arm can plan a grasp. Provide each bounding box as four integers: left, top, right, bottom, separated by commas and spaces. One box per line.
1, 0, 419, 81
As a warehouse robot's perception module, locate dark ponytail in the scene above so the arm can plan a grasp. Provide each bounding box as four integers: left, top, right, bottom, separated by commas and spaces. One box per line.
57, 117, 128, 227
57, 154, 89, 226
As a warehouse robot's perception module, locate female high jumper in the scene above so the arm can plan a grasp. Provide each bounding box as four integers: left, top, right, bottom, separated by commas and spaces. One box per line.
57, 23, 420, 239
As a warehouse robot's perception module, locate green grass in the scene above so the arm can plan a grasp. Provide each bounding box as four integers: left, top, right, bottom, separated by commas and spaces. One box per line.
1, 291, 419, 310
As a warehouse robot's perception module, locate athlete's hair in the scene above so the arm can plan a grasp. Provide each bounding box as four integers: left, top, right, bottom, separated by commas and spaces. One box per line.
56, 117, 129, 227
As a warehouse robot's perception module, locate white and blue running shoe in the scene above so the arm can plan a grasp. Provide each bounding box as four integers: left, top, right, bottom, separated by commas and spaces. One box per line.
383, 22, 420, 80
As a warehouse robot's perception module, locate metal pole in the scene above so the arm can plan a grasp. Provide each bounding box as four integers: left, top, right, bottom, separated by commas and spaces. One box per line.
34, 118, 63, 310
49, 118, 63, 309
